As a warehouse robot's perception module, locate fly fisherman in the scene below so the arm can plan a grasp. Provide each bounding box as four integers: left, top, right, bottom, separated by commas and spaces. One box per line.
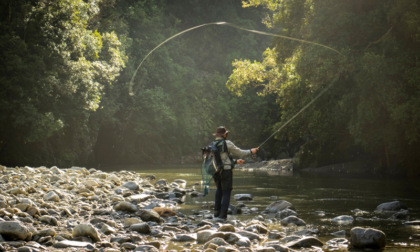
212, 126, 259, 220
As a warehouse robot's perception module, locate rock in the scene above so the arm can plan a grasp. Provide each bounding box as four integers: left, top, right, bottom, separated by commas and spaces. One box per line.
286, 236, 323, 248
130, 223, 151, 234
350, 227, 386, 249
72, 223, 101, 242
375, 200, 406, 213
54, 240, 92, 248
114, 201, 138, 212
0, 221, 32, 241
127, 194, 155, 203
281, 216, 306, 226
10, 187, 27, 195
197, 230, 218, 244
134, 245, 159, 252
124, 218, 143, 227
332, 215, 354, 224
237, 230, 263, 241
405, 220, 420, 226
245, 224, 268, 234
265, 200, 295, 213
204, 237, 230, 249
218, 224, 235, 232
123, 181, 140, 191
136, 209, 161, 223
44, 191, 60, 202
39, 215, 58, 226
171, 234, 197, 242
100, 223, 116, 235
152, 207, 177, 217
234, 194, 253, 201
155, 179, 167, 186
276, 208, 298, 219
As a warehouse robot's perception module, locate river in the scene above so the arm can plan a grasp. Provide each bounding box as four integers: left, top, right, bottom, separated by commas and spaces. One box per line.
104, 164, 420, 251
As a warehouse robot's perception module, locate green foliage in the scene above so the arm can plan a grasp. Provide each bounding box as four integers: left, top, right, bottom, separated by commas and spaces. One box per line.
0, 0, 124, 166
230, 0, 420, 175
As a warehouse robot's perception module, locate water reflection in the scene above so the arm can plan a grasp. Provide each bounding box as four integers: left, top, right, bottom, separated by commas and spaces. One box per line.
111, 164, 420, 251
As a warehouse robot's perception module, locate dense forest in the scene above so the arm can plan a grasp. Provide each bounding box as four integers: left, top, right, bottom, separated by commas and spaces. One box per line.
1, 0, 419, 176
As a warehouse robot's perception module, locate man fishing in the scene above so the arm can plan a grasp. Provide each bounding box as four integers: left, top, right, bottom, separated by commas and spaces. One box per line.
211, 126, 259, 220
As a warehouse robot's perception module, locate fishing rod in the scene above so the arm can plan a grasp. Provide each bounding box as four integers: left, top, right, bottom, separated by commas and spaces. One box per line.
257, 81, 334, 149
128, 21, 342, 96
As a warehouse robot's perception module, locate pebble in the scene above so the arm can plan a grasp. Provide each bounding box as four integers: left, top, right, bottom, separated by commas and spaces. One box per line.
0, 164, 395, 251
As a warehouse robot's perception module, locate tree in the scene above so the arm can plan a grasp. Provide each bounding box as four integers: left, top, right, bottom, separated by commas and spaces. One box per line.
0, 0, 124, 166
229, 0, 420, 175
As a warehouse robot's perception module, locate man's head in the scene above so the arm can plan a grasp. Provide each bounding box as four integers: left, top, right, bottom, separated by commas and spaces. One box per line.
213, 126, 230, 138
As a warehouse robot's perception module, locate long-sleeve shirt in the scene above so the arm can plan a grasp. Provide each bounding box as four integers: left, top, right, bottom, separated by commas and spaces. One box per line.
215, 137, 252, 169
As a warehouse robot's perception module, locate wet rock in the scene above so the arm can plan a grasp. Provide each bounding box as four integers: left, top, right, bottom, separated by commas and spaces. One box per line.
265, 200, 295, 213
350, 227, 386, 249
234, 194, 253, 201
267, 230, 285, 239
129, 223, 151, 234
245, 224, 268, 234
72, 223, 101, 242
280, 216, 306, 226
375, 200, 406, 213
114, 201, 138, 212
405, 220, 420, 226
0, 221, 32, 241
332, 215, 354, 224
237, 230, 263, 241
155, 179, 167, 186
276, 208, 297, 219
286, 236, 323, 248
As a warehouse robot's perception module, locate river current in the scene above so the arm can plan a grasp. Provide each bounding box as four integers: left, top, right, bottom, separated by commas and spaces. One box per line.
105, 164, 420, 251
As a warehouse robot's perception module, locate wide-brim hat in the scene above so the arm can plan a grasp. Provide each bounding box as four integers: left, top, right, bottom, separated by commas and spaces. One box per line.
213, 126, 230, 137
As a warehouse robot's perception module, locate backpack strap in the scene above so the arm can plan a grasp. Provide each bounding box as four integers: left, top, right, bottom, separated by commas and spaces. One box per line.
214, 139, 235, 169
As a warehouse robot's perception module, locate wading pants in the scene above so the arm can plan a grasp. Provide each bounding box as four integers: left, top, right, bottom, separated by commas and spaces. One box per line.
213, 169, 233, 218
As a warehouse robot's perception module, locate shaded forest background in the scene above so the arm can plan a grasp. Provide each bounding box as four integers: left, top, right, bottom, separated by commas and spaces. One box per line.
1, 0, 419, 176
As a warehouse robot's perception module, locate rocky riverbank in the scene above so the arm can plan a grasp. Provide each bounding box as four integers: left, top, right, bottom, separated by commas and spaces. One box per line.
0, 165, 417, 251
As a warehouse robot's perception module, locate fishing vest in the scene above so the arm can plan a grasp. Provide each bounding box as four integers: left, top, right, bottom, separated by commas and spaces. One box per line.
212, 139, 235, 170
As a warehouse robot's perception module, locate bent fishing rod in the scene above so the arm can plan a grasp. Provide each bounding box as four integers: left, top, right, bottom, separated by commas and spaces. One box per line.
257, 81, 334, 149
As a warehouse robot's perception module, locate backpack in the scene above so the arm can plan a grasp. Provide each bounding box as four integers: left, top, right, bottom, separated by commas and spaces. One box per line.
200, 139, 228, 195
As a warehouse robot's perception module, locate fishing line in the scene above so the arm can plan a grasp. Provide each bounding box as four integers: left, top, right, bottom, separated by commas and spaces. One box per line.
128, 21, 342, 96
257, 82, 334, 149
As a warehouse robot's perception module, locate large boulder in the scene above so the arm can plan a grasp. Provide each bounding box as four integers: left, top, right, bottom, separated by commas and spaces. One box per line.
350, 227, 386, 249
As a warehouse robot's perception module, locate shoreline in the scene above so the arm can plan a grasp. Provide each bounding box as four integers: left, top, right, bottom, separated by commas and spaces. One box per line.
0, 164, 414, 251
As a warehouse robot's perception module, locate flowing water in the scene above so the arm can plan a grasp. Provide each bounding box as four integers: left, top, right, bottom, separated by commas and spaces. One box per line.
105, 164, 420, 251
